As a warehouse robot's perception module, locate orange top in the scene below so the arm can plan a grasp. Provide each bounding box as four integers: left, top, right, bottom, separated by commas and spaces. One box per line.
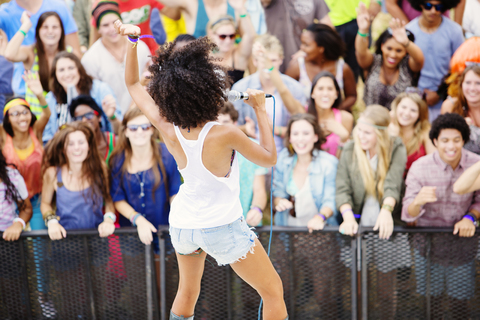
3, 128, 43, 198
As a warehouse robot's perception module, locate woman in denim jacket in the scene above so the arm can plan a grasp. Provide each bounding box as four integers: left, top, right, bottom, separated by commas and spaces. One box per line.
273, 113, 339, 228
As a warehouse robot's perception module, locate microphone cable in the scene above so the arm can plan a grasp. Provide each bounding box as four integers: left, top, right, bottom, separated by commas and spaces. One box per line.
258, 95, 275, 320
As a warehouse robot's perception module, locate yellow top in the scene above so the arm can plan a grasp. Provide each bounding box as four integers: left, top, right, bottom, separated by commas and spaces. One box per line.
161, 14, 187, 43
15, 142, 35, 161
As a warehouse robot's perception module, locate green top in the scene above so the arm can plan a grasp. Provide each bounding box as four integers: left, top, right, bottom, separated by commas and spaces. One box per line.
324, 0, 371, 26
335, 136, 407, 225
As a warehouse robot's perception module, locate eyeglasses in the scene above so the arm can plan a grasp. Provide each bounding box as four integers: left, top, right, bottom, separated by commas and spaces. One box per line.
9, 110, 30, 118
216, 33, 236, 40
127, 123, 152, 132
422, 2, 444, 12
73, 111, 96, 122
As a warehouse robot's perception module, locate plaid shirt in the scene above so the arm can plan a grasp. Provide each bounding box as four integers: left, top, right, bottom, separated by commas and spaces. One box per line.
402, 149, 480, 227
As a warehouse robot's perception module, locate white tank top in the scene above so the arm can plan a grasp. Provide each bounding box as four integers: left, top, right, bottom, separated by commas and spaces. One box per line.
169, 122, 243, 229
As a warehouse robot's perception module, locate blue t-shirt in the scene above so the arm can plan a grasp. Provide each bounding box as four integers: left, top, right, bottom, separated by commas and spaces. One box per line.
406, 17, 464, 120
0, 56, 14, 119
0, 0, 78, 96
110, 143, 181, 250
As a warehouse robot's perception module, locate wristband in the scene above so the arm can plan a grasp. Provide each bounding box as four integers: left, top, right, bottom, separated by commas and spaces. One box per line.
357, 31, 369, 38
13, 217, 26, 230
41, 104, 48, 109
19, 30, 27, 37
104, 212, 116, 223
316, 213, 326, 222
464, 213, 478, 226
44, 212, 60, 226
250, 206, 263, 214
109, 113, 116, 120
131, 213, 141, 227
381, 204, 394, 213
376, 0, 382, 5
127, 34, 155, 49
342, 208, 361, 219
239, 13, 247, 18
263, 66, 274, 73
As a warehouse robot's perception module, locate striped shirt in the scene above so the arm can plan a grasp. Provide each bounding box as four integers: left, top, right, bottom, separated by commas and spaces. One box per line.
402, 150, 480, 227
0, 168, 29, 231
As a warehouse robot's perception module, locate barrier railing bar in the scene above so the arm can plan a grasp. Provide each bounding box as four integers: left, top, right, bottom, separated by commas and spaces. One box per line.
0, 227, 140, 238
426, 234, 431, 320
226, 265, 232, 320
160, 233, 166, 320
361, 236, 368, 320
82, 237, 96, 320
19, 240, 33, 320
145, 244, 154, 320
351, 238, 357, 320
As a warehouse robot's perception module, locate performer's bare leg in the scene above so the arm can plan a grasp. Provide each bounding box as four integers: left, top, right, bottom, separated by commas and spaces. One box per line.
171, 250, 207, 319
230, 238, 288, 320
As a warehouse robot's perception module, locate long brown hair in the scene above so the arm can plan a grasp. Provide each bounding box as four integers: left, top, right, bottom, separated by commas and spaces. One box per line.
390, 92, 430, 155
42, 122, 111, 208
449, 65, 480, 116
35, 12, 65, 92
50, 51, 93, 104
353, 105, 392, 200
109, 108, 169, 200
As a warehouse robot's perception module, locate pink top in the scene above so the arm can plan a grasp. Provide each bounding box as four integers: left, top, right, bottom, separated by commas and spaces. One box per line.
321, 108, 342, 156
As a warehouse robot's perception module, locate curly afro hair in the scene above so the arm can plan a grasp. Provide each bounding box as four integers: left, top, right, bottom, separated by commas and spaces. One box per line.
429, 113, 470, 145
406, 0, 461, 12
147, 37, 230, 129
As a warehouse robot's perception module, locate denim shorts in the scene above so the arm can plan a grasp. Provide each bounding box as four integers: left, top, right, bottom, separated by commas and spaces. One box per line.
169, 216, 257, 266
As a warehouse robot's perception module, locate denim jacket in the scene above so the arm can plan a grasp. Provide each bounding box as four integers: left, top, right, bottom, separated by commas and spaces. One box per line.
273, 148, 339, 226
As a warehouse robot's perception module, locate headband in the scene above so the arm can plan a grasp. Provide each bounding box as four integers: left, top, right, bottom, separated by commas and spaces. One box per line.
4, 98, 30, 115
357, 120, 387, 130
92, 1, 122, 29
210, 17, 234, 29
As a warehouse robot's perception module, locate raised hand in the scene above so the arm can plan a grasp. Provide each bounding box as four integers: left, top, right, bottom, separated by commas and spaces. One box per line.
414, 186, 437, 207
356, 2, 371, 33
102, 94, 116, 118
20, 11, 32, 32
22, 71, 44, 97
114, 20, 141, 37
389, 18, 409, 47
228, 0, 247, 12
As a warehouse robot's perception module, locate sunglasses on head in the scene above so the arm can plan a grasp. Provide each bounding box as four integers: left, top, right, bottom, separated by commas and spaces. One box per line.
387, 28, 413, 38
73, 111, 97, 122
422, 2, 444, 11
127, 123, 152, 132
216, 33, 236, 40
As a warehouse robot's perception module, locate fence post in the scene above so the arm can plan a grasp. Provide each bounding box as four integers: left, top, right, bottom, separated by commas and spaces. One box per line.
145, 244, 154, 320
160, 232, 166, 320
288, 232, 295, 319
361, 234, 368, 320
19, 239, 33, 320
351, 237, 357, 320
426, 234, 431, 320
82, 237, 96, 320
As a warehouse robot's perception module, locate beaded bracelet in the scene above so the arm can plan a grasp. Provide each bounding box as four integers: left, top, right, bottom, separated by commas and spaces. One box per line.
127, 34, 155, 48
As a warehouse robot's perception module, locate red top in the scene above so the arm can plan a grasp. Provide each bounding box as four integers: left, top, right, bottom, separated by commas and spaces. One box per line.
118, 0, 164, 54
405, 143, 426, 177
3, 128, 43, 198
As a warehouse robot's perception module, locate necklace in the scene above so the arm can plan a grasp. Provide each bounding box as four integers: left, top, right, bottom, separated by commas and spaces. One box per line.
134, 171, 146, 198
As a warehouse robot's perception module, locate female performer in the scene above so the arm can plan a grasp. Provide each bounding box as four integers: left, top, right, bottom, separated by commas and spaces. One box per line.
115, 21, 287, 320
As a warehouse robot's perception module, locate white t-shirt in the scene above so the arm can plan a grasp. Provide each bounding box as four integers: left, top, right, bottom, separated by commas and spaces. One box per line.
81, 39, 151, 114
463, 0, 480, 37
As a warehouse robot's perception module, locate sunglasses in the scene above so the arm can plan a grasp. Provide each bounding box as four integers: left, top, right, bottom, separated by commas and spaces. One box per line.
127, 123, 152, 132
387, 28, 413, 38
73, 111, 97, 122
422, 2, 444, 11
216, 33, 236, 40
9, 109, 30, 118
405, 87, 424, 96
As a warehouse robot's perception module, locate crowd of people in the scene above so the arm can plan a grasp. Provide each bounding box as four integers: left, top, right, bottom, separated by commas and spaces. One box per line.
1, 0, 480, 316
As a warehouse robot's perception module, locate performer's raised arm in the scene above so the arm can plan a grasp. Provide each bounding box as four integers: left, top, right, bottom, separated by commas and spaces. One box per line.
113, 21, 174, 139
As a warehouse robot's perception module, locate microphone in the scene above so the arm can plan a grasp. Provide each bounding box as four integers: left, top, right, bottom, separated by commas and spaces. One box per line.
227, 90, 273, 102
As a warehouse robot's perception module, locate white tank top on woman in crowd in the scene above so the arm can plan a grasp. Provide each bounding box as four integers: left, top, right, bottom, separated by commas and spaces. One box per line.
169, 122, 243, 229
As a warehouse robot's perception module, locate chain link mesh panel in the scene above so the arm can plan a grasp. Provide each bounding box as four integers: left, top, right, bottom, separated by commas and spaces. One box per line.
362, 231, 480, 320
0, 230, 157, 320
161, 229, 355, 320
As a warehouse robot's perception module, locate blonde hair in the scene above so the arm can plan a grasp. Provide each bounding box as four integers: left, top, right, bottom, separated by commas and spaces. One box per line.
207, 15, 235, 34
254, 33, 284, 59
390, 92, 430, 155
353, 105, 392, 200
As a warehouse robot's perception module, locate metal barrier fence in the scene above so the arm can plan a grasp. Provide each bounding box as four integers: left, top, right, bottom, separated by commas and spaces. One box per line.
0, 228, 158, 320
159, 226, 357, 320
3, 226, 480, 320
